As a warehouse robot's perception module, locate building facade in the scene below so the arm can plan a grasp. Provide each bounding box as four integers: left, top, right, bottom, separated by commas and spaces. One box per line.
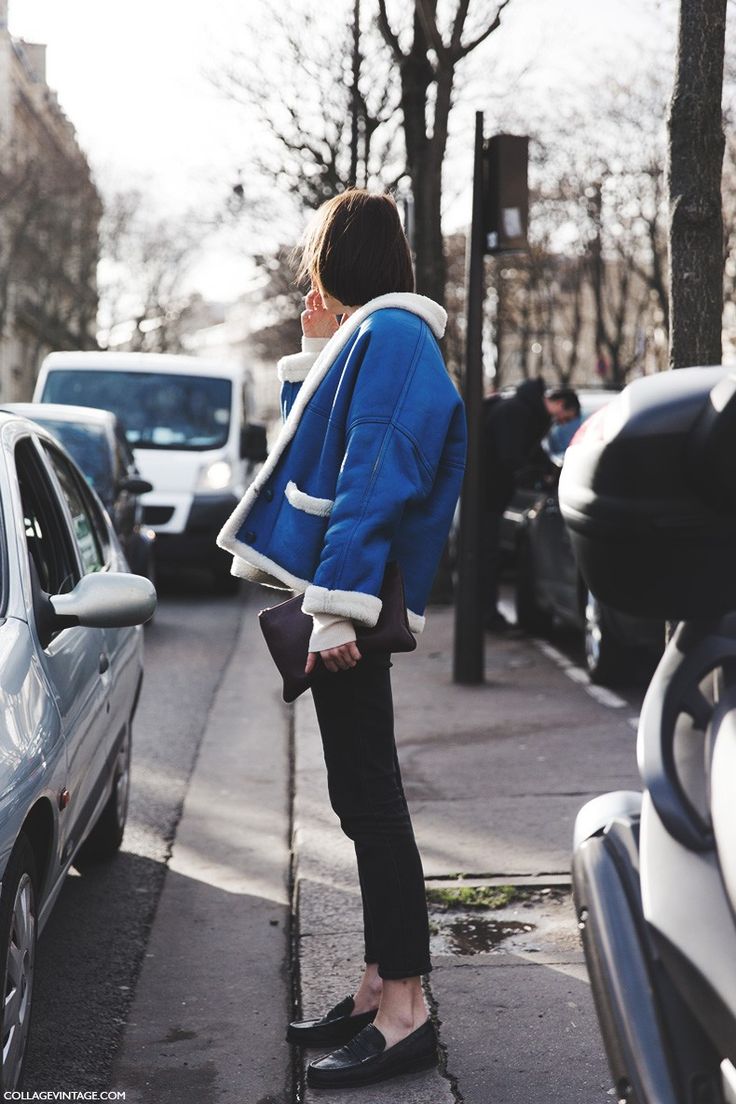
0, 0, 101, 399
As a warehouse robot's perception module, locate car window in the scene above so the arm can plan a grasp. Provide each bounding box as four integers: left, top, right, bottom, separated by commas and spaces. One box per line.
42, 369, 232, 451
34, 418, 115, 506
42, 444, 108, 574
15, 438, 79, 596
114, 426, 135, 478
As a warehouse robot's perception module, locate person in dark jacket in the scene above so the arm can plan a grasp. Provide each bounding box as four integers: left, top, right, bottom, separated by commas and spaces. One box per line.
483, 379, 578, 631
219, 190, 466, 1090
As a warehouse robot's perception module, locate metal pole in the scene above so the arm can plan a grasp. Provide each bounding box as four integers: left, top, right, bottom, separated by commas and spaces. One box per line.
454, 111, 486, 684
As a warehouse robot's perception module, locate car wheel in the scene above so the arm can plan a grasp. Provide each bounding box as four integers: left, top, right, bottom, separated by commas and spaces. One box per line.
0, 834, 38, 1092
77, 727, 131, 862
583, 590, 630, 686
515, 537, 550, 634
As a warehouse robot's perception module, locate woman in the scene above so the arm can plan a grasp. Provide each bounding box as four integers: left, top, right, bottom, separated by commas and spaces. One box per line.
218, 189, 466, 1090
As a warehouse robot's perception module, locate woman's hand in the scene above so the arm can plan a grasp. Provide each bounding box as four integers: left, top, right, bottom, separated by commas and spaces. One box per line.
306, 641, 362, 675
301, 287, 339, 340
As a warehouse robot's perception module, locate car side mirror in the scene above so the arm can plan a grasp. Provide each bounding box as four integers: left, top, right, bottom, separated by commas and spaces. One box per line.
240, 423, 268, 462
50, 572, 157, 628
117, 476, 153, 496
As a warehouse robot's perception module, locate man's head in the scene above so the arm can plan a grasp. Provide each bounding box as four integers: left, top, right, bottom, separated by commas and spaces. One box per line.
545, 387, 580, 425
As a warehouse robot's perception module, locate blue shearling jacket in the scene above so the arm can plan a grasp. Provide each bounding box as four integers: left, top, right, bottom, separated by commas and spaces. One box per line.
217, 293, 466, 632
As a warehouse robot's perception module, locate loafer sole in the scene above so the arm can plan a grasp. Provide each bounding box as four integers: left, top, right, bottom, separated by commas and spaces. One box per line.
306, 1047, 437, 1088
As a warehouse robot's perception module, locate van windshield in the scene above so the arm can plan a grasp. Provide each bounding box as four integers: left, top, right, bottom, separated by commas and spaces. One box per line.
41, 370, 232, 451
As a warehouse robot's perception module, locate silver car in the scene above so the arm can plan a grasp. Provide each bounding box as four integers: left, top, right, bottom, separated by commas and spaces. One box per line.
0, 412, 156, 1089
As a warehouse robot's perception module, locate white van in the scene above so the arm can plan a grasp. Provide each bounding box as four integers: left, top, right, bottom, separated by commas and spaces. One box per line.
34, 351, 267, 592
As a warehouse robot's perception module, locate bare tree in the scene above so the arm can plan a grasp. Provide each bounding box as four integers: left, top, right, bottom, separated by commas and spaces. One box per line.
98, 189, 206, 353
668, 0, 728, 368
376, 0, 511, 306
217, 3, 402, 218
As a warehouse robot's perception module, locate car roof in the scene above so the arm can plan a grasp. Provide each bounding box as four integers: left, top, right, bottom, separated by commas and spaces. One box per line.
42, 350, 240, 379
3, 402, 117, 429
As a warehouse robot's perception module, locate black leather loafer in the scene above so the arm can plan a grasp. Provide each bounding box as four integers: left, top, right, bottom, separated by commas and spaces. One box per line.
306, 1020, 437, 1089
286, 995, 377, 1047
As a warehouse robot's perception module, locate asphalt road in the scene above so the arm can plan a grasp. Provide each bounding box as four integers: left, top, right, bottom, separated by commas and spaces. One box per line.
23, 573, 247, 1093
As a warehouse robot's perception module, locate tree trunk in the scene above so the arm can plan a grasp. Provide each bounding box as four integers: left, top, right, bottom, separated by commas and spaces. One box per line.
398, 10, 447, 305
667, 0, 727, 369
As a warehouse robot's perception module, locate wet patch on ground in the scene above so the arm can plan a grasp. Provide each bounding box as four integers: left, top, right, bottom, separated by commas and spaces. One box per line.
427, 885, 579, 958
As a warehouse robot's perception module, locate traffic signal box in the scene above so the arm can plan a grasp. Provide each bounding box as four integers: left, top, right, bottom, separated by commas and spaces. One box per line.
483, 134, 529, 254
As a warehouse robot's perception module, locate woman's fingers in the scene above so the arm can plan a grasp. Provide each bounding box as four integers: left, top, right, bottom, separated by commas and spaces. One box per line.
320, 642, 361, 672
305, 652, 317, 675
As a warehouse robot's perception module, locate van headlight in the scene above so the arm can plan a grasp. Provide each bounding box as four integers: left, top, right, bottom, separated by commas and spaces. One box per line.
198, 460, 232, 491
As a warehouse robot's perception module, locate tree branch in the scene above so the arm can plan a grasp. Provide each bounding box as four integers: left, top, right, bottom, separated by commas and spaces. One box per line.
450, 0, 472, 53
416, 0, 450, 63
377, 0, 405, 61
456, 0, 512, 60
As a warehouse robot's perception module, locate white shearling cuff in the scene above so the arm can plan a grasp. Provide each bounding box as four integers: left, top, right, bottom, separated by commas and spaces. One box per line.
407, 610, 426, 633
302, 584, 382, 628
277, 351, 317, 383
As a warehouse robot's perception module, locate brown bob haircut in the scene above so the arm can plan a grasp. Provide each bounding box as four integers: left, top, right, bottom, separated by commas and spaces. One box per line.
298, 189, 415, 306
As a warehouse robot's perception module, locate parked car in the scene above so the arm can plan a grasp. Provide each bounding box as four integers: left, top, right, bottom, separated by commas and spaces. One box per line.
4, 404, 155, 584
499, 390, 618, 560
0, 411, 156, 1089
34, 351, 268, 593
513, 392, 663, 685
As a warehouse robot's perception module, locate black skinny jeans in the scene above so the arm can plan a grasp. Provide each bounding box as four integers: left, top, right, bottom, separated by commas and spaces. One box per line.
310, 652, 431, 980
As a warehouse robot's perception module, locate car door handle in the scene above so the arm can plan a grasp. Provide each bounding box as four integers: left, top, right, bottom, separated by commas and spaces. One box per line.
99, 653, 110, 675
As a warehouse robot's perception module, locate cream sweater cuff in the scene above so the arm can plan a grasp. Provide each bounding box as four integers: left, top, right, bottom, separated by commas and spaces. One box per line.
308, 612, 356, 652
301, 336, 330, 354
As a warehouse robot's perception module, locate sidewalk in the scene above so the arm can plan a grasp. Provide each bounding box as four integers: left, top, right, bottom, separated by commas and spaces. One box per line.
293, 605, 640, 1103
110, 592, 639, 1103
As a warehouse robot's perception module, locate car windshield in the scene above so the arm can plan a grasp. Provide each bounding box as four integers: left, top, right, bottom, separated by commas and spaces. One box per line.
35, 419, 115, 506
41, 370, 232, 451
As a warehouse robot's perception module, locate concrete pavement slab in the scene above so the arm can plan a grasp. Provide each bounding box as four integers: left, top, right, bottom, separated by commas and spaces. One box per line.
391, 615, 640, 877
431, 955, 611, 1104
112, 587, 292, 1104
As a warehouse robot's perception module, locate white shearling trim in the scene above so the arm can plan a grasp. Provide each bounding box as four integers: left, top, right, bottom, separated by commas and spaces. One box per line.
407, 610, 426, 634
277, 351, 316, 383
218, 292, 447, 579
302, 584, 382, 628
226, 540, 310, 592
285, 481, 334, 517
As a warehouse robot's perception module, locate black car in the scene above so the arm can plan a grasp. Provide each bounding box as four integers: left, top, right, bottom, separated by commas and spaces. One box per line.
6, 404, 156, 583
511, 394, 662, 685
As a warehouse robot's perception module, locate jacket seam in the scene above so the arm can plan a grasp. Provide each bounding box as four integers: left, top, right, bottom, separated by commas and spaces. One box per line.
348, 417, 435, 485
329, 324, 427, 585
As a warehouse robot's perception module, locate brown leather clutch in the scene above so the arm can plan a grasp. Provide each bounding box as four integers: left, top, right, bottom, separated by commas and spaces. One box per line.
258, 562, 417, 702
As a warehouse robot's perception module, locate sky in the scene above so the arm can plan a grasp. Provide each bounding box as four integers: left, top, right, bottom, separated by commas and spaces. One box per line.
8, 0, 674, 302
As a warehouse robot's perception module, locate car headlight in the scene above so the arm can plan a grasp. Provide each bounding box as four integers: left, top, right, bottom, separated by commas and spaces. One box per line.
199, 460, 232, 491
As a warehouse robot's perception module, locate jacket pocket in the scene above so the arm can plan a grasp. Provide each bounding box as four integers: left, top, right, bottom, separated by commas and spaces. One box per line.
271, 490, 331, 581
284, 481, 334, 517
